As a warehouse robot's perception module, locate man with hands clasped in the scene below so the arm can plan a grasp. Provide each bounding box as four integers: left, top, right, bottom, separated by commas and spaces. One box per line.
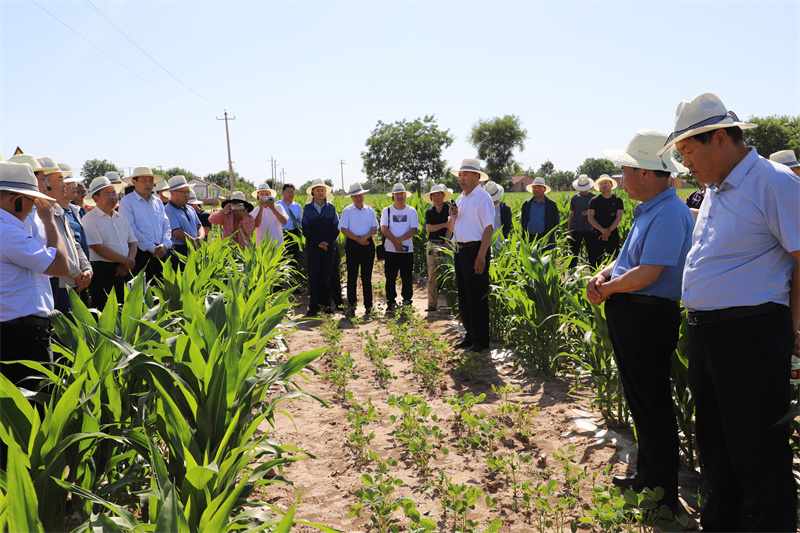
380, 183, 419, 313
339, 182, 378, 316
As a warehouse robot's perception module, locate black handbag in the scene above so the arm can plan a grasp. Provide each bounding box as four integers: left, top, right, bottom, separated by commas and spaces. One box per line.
376, 207, 390, 261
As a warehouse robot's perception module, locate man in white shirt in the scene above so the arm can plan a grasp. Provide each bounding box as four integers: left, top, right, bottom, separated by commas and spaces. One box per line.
449, 159, 494, 352
380, 183, 419, 313
339, 183, 378, 316
252, 183, 288, 246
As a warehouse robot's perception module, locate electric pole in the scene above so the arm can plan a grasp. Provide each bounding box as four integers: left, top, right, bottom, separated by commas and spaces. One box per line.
216, 110, 236, 194
340, 159, 346, 193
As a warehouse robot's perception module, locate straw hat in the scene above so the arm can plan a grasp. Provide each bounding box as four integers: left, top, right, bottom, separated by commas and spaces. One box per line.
572, 174, 594, 191
423, 183, 453, 203
482, 181, 505, 202
657, 93, 757, 156
769, 149, 799, 168
167, 175, 195, 192
594, 174, 618, 191
83, 176, 121, 207
9, 154, 42, 172
59, 163, 82, 183
252, 182, 277, 198
306, 178, 332, 195
123, 167, 165, 184
305, 191, 334, 204
526, 177, 551, 194
188, 190, 203, 205
386, 182, 412, 198
603, 129, 688, 174
36, 156, 61, 175
221, 191, 254, 212
0, 161, 57, 203
347, 182, 369, 196
451, 158, 489, 182
154, 180, 169, 193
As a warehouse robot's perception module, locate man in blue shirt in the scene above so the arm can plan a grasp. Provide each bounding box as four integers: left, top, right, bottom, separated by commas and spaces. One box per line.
658, 93, 800, 531
587, 129, 693, 516
520, 177, 560, 249
277, 183, 303, 272
163, 175, 203, 266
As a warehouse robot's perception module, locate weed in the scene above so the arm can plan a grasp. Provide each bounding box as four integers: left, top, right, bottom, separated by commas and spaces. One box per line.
455, 351, 483, 381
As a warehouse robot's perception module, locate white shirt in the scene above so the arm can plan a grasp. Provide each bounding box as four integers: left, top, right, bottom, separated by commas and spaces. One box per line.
252, 203, 288, 245
82, 207, 137, 262
380, 205, 419, 253
0, 209, 57, 320
340, 203, 377, 237
454, 186, 494, 242
23, 207, 47, 246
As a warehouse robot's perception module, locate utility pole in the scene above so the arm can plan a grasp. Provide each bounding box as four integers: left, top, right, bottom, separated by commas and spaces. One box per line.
216, 110, 236, 194
280, 168, 285, 187
269, 157, 278, 186
340, 159, 346, 193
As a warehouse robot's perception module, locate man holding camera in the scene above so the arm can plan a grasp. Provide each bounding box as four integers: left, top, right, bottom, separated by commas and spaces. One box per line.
252, 183, 288, 246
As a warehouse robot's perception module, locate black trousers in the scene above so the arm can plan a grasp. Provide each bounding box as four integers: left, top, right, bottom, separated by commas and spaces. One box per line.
568, 230, 593, 268
604, 296, 681, 511
688, 305, 796, 532
331, 240, 343, 307
283, 228, 302, 272
384, 251, 413, 307
306, 243, 335, 313
90, 261, 131, 310
454, 245, 491, 347
587, 229, 620, 268
51, 277, 71, 315
133, 248, 166, 282
345, 239, 374, 311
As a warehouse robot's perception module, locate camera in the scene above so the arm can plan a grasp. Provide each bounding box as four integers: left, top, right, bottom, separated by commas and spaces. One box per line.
231, 204, 244, 211
261, 196, 274, 204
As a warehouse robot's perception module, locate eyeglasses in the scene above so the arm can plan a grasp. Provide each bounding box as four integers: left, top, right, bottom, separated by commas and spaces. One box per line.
98, 192, 118, 198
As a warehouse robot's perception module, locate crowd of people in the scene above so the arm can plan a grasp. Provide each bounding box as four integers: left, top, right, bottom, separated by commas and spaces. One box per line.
1, 91, 799, 530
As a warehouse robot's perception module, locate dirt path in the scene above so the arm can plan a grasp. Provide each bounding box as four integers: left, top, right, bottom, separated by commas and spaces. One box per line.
259, 271, 700, 532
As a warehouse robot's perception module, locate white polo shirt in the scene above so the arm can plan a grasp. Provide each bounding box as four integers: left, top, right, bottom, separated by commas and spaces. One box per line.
252, 203, 288, 245
0, 209, 57, 321
454, 186, 494, 242
340, 203, 377, 237
82, 207, 137, 262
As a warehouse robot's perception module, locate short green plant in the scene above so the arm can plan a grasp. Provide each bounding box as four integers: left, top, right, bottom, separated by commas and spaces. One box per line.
388, 394, 448, 476
361, 328, 396, 388
441, 475, 501, 533
444, 392, 486, 434
553, 445, 588, 489
346, 392, 378, 464
455, 351, 483, 381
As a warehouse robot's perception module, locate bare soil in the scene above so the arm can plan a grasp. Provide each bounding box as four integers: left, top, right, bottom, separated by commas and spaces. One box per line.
259, 270, 700, 532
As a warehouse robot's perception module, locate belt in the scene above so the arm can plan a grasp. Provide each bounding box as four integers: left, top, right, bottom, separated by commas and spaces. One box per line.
429, 239, 446, 244
456, 241, 480, 249
687, 302, 781, 326
2, 315, 50, 327
608, 293, 677, 306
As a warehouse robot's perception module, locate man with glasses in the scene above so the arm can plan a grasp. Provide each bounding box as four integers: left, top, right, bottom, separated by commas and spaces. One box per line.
72, 182, 88, 215
164, 176, 203, 262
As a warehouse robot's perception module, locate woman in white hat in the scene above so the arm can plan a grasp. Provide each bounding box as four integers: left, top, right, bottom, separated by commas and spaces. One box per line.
251, 183, 288, 246
208, 191, 256, 248
423, 184, 452, 311
586, 174, 623, 267
302, 179, 340, 317
380, 182, 419, 313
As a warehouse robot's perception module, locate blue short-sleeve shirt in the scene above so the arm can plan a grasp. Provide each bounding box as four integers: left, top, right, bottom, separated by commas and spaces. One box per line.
164, 201, 201, 246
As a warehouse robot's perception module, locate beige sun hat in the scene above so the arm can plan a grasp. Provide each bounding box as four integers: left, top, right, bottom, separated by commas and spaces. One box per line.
594, 174, 618, 190
769, 149, 799, 168
483, 181, 505, 202
59, 163, 82, 183
0, 161, 58, 203
221, 191, 254, 212
572, 174, 594, 191
84, 176, 119, 207
123, 167, 165, 184
305, 191, 334, 204
306, 178, 332, 195
36, 156, 61, 175
422, 183, 453, 203
526, 177, 551, 194
9, 154, 42, 172
347, 182, 369, 196
657, 93, 757, 157
188, 190, 203, 205
154, 180, 169, 193
252, 182, 277, 198
451, 158, 490, 182
167, 175, 195, 192
386, 182, 412, 198
604, 129, 688, 174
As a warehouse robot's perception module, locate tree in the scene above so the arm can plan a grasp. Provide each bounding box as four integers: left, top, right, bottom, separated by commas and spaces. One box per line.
468, 115, 527, 182
80, 159, 124, 186
550, 170, 576, 191
538, 160, 555, 179
162, 167, 196, 179
743, 115, 800, 158
575, 158, 620, 180
204, 170, 255, 197
361, 115, 454, 197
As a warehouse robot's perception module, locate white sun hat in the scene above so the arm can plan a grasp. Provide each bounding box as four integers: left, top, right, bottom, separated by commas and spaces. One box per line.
306, 178, 332, 195
572, 174, 594, 191
347, 182, 369, 196
252, 182, 277, 198
305, 191, 334, 204
604, 129, 688, 174
9, 154, 43, 172
221, 190, 254, 212
483, 181, 505, 202
0, 161, 58, 203
59, 163, 82, 183
188, 190, 203, 205
123, 167, 165, 184
84, 176, 121, 207
594, 174, 618, 191
386, 182, 412, 198
526, 176, 551, 194
167, 175, 195, 192
451, 158, 489, 182
657, 93, 757, 156
36, 156, 61, 175
769, 149, 799, 168
422, 183, 453, 203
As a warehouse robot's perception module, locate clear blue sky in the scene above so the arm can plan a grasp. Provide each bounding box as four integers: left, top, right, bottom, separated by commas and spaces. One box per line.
2, 0, 798, 191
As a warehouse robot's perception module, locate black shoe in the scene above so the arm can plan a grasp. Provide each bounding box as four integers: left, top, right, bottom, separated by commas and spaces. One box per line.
454, 338, 472, 349
305, 310, 319, 318
612, 474, 645, 491
467, 344, 489, 353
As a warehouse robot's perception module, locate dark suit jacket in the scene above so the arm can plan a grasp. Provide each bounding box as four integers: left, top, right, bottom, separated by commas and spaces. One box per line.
520, 196, 560, 247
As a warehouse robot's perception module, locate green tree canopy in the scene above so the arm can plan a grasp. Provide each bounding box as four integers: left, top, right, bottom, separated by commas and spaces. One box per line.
743, 115, 800, 158
468, 115, 527, 182
204, 170, 255, 197
162, 167, 197, 179
538, 160, 555, 179
575, 158, 621, 180
80, 159, 124, 186
550, 170, 577, 191
361, 115, 454, 197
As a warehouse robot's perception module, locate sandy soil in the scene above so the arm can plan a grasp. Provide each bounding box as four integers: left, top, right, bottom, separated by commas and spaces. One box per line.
259, 269, 700, 532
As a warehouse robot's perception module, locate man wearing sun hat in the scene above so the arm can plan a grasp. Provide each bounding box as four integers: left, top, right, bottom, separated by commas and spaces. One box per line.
380, 182, 419, 313
251, 183, 288, 246
9, 154, 49, 246
423, 183, 452, 311
302, 179, 340, 316
164, 176, 204, 260
209, 191, 256, 248
587, 174, 624, 268
769, 149, 800, 178
586, 129, 694, 516
520, 176, 560, 249
118, 166, 171, 281
567, 174, 595, 267
658, 93, 800, 531
339, 182, 378, 316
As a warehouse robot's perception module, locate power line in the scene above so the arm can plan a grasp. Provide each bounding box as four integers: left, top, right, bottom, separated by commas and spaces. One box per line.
83, 0, 221, 111
29, 0, 212, 117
